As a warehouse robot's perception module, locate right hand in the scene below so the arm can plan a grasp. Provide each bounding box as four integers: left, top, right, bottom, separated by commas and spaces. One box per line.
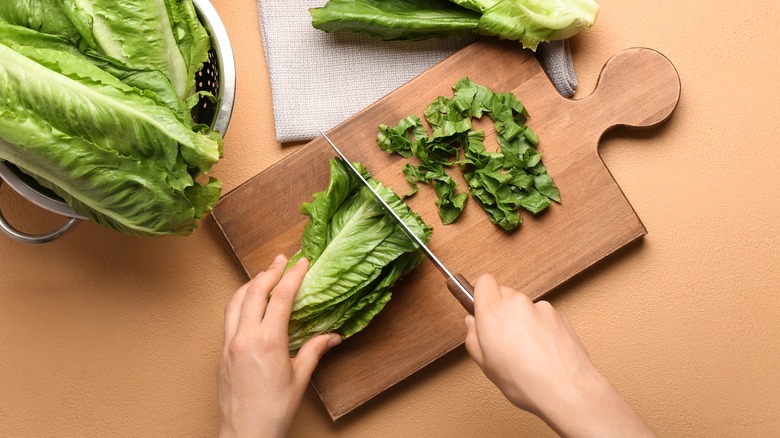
464, 274, 656, 437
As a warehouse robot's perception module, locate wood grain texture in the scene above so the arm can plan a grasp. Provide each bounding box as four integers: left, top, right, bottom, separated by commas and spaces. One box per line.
210, 38, 680, 420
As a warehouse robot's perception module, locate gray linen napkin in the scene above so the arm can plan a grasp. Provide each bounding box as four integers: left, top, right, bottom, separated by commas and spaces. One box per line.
535, 39, 578, 97
257, 1, 576, 143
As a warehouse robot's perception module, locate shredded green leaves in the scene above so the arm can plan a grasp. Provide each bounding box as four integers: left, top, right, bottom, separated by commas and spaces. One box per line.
377, 77, 560, 231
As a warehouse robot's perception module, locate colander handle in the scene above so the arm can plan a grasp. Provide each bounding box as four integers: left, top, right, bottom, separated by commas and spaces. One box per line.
0, 181, 80, 244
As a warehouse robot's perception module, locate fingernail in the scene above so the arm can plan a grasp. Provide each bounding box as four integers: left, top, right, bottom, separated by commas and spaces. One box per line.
327, 334, 342, 349
273, 254, 286, 264
295, 257, 308, 265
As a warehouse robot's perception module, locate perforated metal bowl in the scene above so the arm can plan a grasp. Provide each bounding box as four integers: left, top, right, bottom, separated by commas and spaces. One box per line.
0, 0, 235, 243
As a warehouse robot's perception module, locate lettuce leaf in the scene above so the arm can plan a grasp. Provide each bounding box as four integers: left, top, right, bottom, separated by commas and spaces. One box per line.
0, 0, 83, 44
310, 0, 480, 41
163, 0, 212, 93
0, 41, 220, 176
57, 0, 194, 98
0, 105, 219, 236
0, 22, 190, 124
310, 0, 598, 49
476, 0, 600, 49
287, 158, 431, 351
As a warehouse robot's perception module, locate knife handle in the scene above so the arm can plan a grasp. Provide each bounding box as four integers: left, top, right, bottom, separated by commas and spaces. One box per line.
446, 274, 475, 315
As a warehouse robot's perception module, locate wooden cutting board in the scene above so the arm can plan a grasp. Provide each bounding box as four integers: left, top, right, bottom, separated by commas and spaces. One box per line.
210, 38, 680, 420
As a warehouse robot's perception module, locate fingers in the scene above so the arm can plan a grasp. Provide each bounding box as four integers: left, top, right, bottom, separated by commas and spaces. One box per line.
293, 333, 341, 383
236, 254, 288, 333
534, 300, 564, 327
499, 285, 517, 298
473, 273, 501, 307
463, 315, 485, 365
224, 280, 252, 344
262, 257, 309, 335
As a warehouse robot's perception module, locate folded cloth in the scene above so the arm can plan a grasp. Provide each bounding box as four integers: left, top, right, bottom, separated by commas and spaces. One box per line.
256, 1, 576, 143
535, 39, 578, 97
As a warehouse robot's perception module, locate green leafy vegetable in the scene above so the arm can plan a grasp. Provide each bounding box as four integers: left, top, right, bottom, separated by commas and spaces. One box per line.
0, 105, 220, 236
0, 22, 193, 127
310, 0, 599, 50
476, 0, 599, 49
163, 0, 212, 93
286, 158, 431, 351
57, 0, 194, 98
0, 0, 83, 44
0, 2, 222, 237
378, 114, 468, 225
2, 42, 219, 174
310, 0, 481, 41
377, 77, 560, 231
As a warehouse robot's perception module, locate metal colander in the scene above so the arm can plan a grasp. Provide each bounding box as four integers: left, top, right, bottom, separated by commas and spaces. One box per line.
0, 0, 235, 243
192, 50, 222, 127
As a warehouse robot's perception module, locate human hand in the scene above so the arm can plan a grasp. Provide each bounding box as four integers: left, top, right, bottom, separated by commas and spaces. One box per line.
217, 255, 342, 438
464, 274, 655, 438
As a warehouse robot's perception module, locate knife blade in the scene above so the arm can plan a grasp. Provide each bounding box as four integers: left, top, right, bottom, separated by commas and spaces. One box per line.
317, 128, 475, 314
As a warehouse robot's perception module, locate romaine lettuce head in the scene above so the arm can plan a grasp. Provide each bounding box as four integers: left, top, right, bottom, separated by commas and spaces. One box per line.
287, 158, 432, 351
0, 20, 222, 236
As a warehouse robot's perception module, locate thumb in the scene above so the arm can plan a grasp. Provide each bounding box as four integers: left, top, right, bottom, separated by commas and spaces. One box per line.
293, 333, 341, 382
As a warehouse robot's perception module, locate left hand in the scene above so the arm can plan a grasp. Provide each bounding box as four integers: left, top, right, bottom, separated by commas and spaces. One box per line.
217, 255, 342, 438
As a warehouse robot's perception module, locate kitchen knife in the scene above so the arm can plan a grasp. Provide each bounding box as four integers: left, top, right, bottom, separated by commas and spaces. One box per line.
318, 129, 476, 314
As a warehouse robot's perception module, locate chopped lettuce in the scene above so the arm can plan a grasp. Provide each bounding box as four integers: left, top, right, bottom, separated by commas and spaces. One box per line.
287, 158, 431, 351
310, 0, 598, 50
377, 77, 560, 231
378, 116, 468, 225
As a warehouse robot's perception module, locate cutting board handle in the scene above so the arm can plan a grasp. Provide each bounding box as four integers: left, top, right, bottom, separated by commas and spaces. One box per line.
577, 47, 681, 134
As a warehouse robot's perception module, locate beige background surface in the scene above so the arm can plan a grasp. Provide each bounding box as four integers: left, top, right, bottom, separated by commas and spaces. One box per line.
1, 0, 778, 436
